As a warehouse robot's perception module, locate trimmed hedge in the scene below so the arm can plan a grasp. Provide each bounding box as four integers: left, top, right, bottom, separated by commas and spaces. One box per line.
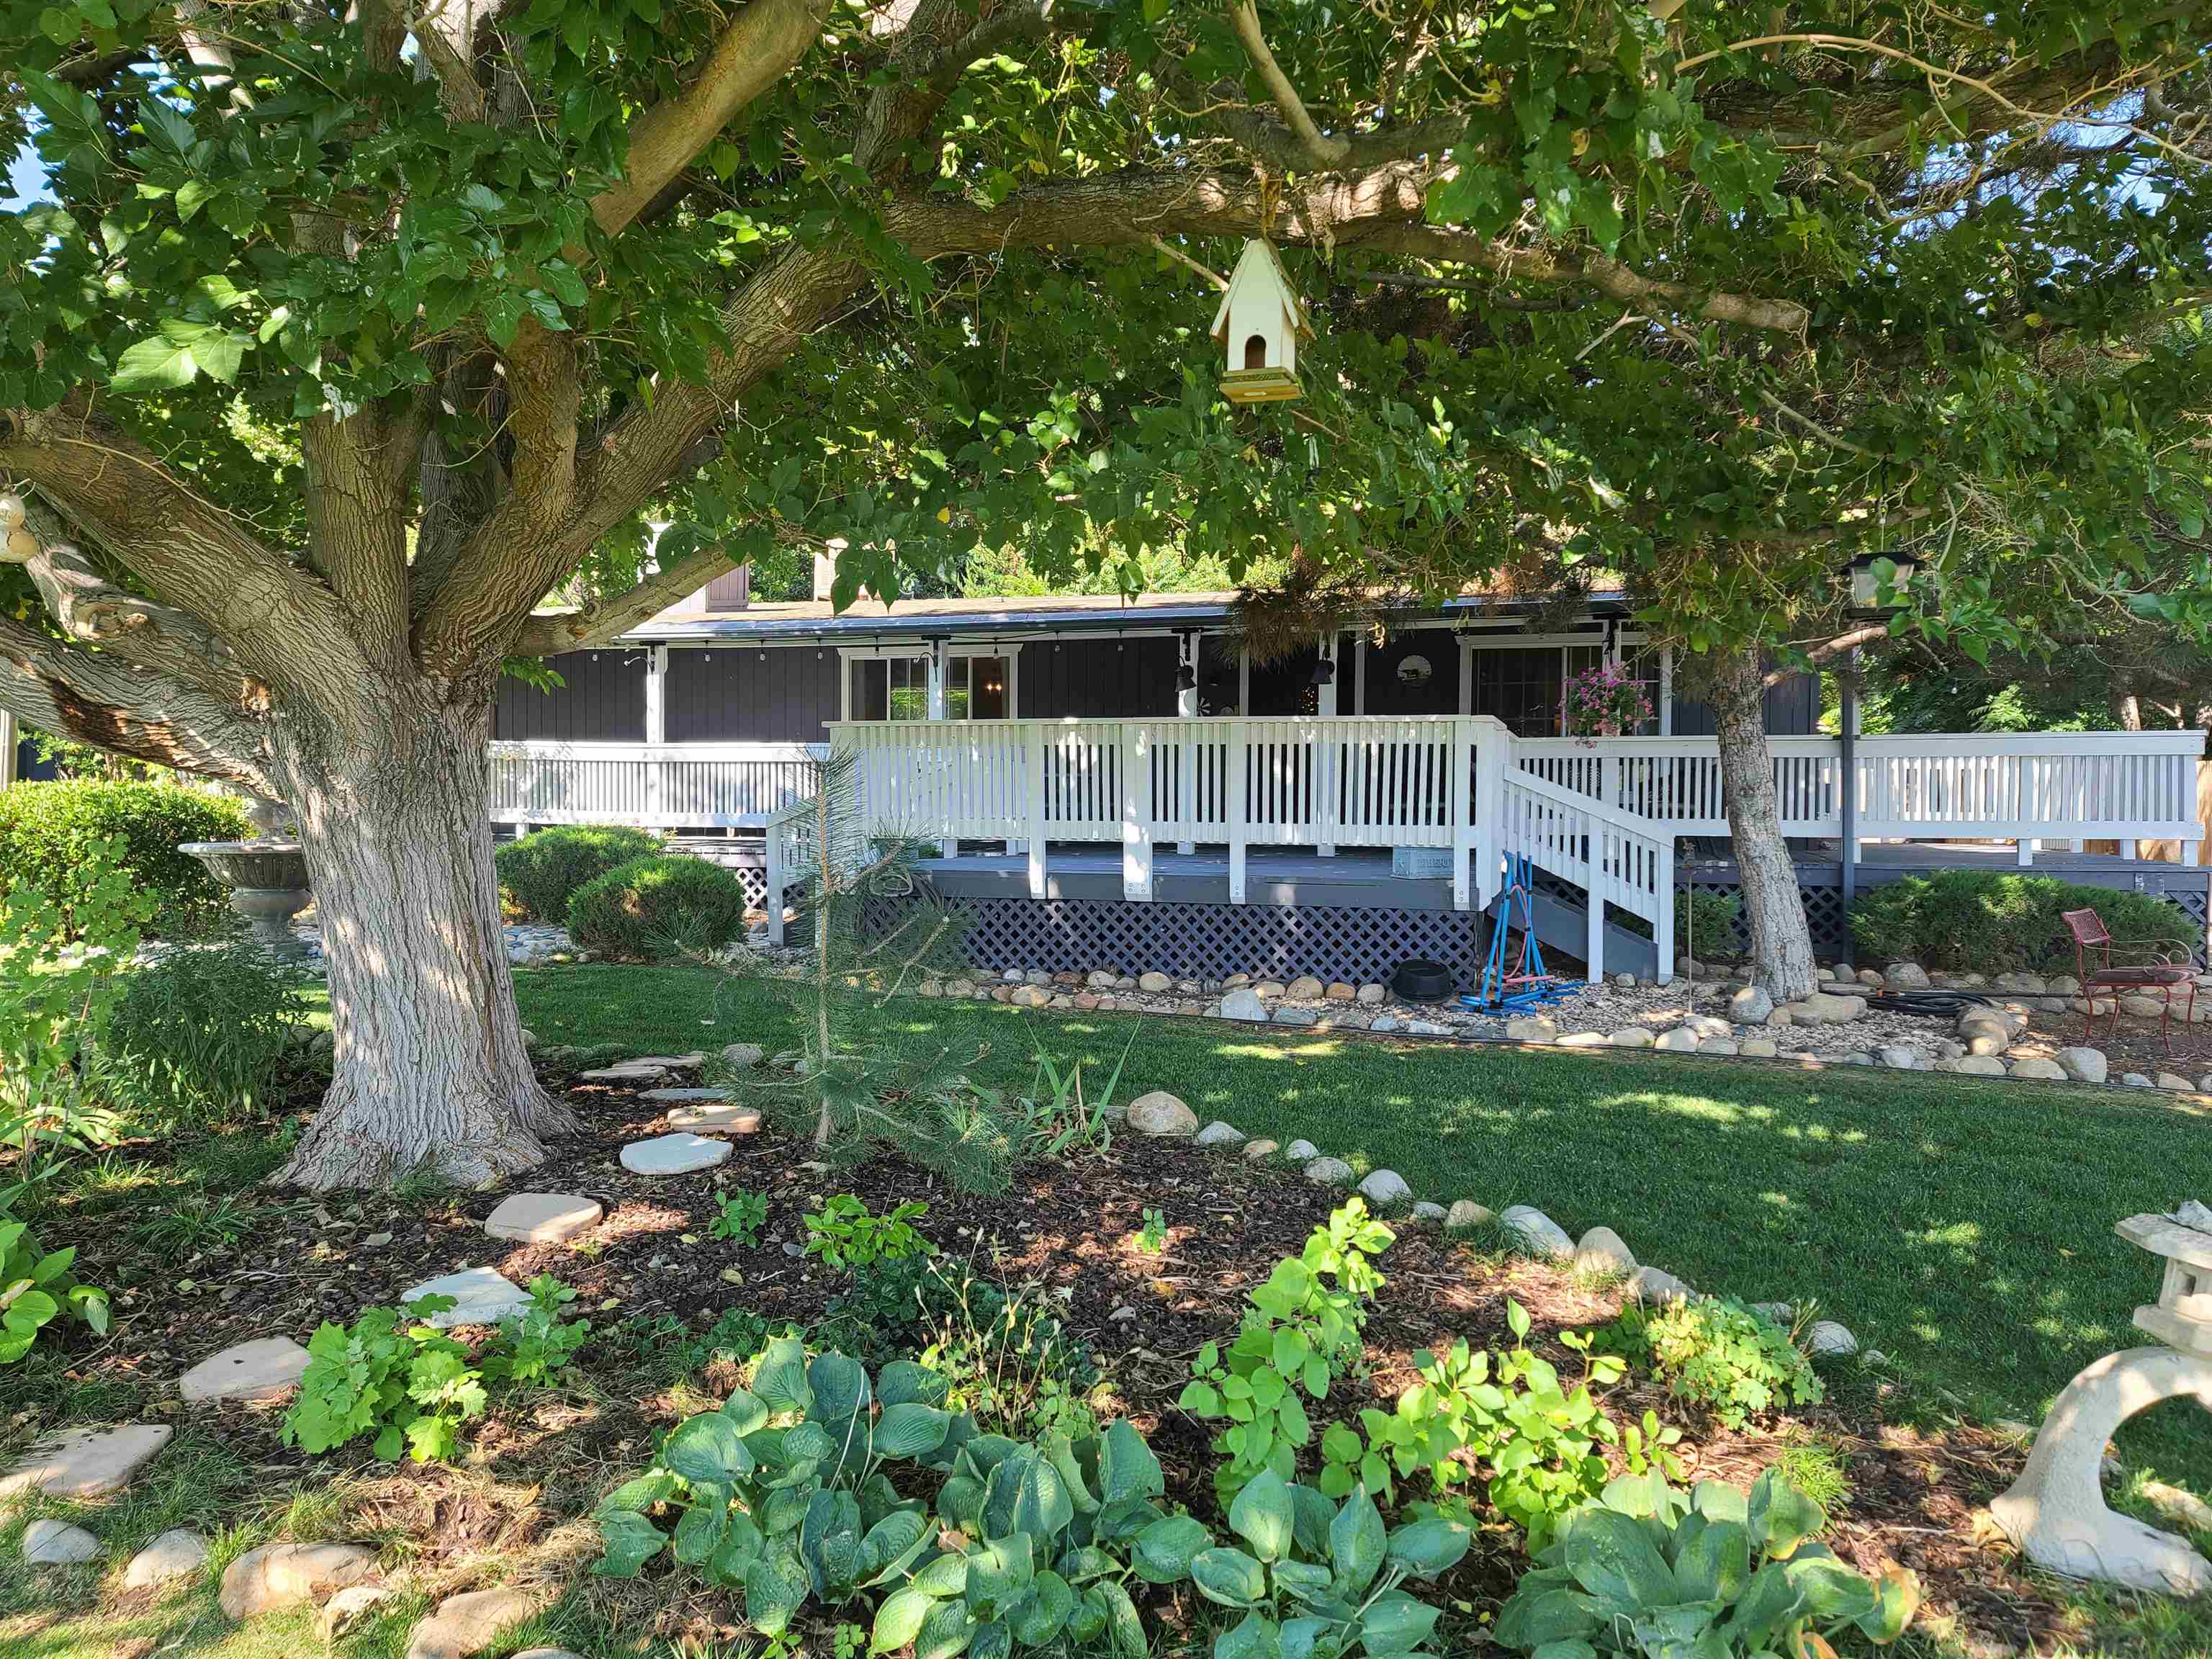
567, 854, 750, 961
496, 825, 665, 922
0, 781, 248, 938
1849, 869, 2197, 974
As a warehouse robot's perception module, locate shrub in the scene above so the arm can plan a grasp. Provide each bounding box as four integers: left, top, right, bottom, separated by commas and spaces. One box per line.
0, 1207, 109, 1363
565, 853, 750, 961
1595, 1296, 1824, 1430
1494, 1470, 1917, 1658
1674, 888, 1743, 958
102, 933, 313, 1126
801, 1195, 932, 1272
495, 824, 663, 922
0, 781, 248, 938
1848, 869, 2195, 973
284, 1293, 490, 1462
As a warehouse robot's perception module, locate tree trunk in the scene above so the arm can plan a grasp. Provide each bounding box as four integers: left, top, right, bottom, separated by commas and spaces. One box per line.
1712, 647, 1817, 1003
268, 688, 576, 1190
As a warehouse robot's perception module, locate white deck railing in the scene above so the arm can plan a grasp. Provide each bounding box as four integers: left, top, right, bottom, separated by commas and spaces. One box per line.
487, 740, 822, 828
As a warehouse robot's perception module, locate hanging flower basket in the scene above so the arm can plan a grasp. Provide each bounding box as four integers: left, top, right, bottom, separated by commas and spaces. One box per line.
1564, 662, 1653, 745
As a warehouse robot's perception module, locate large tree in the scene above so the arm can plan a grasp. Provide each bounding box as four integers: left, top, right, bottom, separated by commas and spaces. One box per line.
1, 0, 2204, 1185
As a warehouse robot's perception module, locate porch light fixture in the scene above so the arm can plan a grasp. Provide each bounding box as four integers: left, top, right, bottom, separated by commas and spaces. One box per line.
1847, 549, 1920, 616
1175, 660, 1197, 691
1310, 654, 1334, 686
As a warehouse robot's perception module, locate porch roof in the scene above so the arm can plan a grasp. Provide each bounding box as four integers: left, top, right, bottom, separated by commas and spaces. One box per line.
611, 585, 1632, 646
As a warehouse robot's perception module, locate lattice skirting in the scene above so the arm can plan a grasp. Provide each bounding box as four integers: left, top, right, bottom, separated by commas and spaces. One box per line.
866, 892, 1490, 986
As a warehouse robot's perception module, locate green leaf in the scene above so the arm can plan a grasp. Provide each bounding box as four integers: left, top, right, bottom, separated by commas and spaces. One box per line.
664, 1411, 756, 1486
1748, 1470, 1825, 1558
1329, 1485, 1386, 1595
1358, 1590, 1441, 1657
875, 1583, 938, 1653
1229, 1466, 1296, 1562
878, 1401, 954, 1460
1192, 1546, 1267, 1608
1563, 1506, 1675, 1607
1386, 1516, 1473, 1578
755, 1335, 811, 1414
1133, 1514, 1211, 1584
1008, 1568, 1075, 1644
720, 1386, 770, 1435
594, 1509, 667, 1578
743, 1547, 812, 1637
916, 1596, 979, 1659
1215, 1609, 1282, 1659
111, 332, 201, 394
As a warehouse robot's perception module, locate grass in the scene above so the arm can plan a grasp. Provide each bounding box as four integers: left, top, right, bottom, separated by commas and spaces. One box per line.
516, 962, 2212, 1488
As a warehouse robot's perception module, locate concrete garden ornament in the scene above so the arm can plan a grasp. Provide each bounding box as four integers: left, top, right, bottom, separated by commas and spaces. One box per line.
1990, 1204, 2212, 1593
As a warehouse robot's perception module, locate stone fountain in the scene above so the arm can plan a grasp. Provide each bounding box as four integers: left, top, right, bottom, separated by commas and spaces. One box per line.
179, 796, 313, 959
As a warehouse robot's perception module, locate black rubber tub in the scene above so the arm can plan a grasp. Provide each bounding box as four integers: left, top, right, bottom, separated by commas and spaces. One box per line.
1390, 958, 1456, 1004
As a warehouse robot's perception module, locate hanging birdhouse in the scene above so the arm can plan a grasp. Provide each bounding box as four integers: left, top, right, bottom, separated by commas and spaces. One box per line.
1212, 238, 1311, 405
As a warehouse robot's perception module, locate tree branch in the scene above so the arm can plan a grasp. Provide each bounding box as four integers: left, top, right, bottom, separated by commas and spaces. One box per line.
10, 518, 248, 698
589, 0, 835, 237
513, 542, 745, 655
1227, 0, 1346, 168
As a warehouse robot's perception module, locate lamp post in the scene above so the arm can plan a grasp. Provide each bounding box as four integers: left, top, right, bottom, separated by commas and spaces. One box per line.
1838, 546, 1923, 950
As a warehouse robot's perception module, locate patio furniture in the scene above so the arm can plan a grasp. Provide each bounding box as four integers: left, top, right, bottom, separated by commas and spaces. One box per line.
2063, 907, 2196, 1053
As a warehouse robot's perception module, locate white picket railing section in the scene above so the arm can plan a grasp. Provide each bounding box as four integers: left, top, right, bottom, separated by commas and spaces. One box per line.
1498, 769, 1675, 973
488, 741, 822, 828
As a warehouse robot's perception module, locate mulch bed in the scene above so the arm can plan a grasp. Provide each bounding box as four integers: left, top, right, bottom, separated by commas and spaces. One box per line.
23, 1066, 2087, 1654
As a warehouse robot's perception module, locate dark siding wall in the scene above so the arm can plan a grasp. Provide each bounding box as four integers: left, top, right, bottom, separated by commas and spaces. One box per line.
1671, 670, 1821, 737
1355, 629, 1460, 716
667, 644, 842, 742
494, 649, 647, 741
1019, 637, 1179, 719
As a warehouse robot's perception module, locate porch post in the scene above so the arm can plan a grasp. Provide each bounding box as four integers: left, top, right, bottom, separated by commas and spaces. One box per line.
1316, 633, 1337, 858
1838, 658, 1858, 955
1353, 637, 1367, 714
1024, 723, 1048, 899
929, 646, 953, 856
1451, 717, 1475, 910
765, 815, 785, 948
1228, 718, 1249, 904
1586, 825, 1606, 980
644, 645, 667, 827
1177, 632, 1197, 855
1122, 722, 1154, 899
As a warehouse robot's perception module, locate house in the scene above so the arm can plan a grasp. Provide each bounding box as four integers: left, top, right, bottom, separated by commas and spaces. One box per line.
490, 562, 2209, 986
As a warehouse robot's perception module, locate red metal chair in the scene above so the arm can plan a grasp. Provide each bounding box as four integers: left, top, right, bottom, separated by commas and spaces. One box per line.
2064, 907, 2197, 1053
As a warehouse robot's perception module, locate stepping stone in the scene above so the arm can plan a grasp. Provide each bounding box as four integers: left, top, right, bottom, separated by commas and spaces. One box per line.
639, 1087, 729, 1102
401, 1267, 534, 1327
220, 1540, 379, 1619
124, 1528, 210, 1589
579, 1064, 672, 1084
620, 1133, 733, 1176
179, 1337, 311, 1403
630, 1052, 705, 1068
23, 1518, 99, 1565
666, 1101, 763, 1133
485, 1193, 603, 1244
0, 1424, 171, 1498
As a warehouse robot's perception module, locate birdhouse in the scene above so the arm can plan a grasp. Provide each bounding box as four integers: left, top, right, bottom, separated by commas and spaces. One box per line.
1211, 238, 1311, 405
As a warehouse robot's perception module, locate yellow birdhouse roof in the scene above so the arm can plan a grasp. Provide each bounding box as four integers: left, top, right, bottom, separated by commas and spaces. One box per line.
1210, 238, 1313, 342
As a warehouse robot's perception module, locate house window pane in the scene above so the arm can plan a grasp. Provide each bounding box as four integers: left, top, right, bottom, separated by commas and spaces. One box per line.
853, 658, 888, 721
1622, 647, 1663, 735
968, 656, 1009, 719
945, 657, 971, 721
1473, 647, 1571, 737
889, 656, 929, 721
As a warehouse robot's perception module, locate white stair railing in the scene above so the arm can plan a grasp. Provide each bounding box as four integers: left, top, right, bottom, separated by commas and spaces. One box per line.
1497, 768, 1675, 978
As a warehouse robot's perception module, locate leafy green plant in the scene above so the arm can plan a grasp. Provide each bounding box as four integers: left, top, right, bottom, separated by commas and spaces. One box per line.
1018, 1033, 1133, 1159
1494, 1470, 1918, 1658
495, 824, 664, 922
102, 931, 311, 1126
130, 1191, 306, 1254
1848, 868, 2194, 974
283, 1295, 490, 1462
710, 1190, 771, 1247
803, 1196, 932, 1272
1319, 1308, 1681, 1547
1133, 1208, 1166, 1256
485, 1273, 591, 1388
1596, 1296, 1825, 1430
0, 1206, 109, 1363
1179, 1200, 1394, 1504
567, 853, 752, 961
0, 781, 247, 938
0, 837, 151, 1172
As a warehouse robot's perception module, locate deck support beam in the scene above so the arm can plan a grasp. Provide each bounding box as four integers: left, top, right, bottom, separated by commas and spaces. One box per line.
1123, 723, 1153, 899
1024, 723, 1048, 899
1177, 632, 1198, 853
1316, 633, 1338, 858
1227, 721, 1249, 903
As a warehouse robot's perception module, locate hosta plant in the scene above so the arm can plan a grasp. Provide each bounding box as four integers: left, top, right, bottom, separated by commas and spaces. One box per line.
1595, 1296, 1825, 1431
0, 1209, 109, 1363
1494, 1469, 1919, 1659
1179, 1200, 1394, 1503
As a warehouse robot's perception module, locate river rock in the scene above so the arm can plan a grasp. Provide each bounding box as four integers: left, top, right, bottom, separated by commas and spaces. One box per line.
1219, 989, 1268, 1022
1501, 1205, 1573, 1259
1128, 1092, 1197, 1138
1408, 1201, 1447, 1226
1284, 1139, 1319, 1161
1272, 1006, 1318, 1028
665, 1100, 763, 1133
1304, 1157, 1354, 1188
320, 1584, 399, 1640
719, 1042, 764, 1069
1357, 1169, 1412, 1212
0, 1424, 171, 1499
1954, 1055, 2007, 1076
2123, 1072, 2154, 1088
1877, 1046, 1922, 1070
2159, 1073, 2195, 1092
1138, 971, 1172, 993
1505, 1015, 1557, 1043
124, 1528, 210, 1589
219, 1541, 379, 1619
22, 1519, 99, 1565
1806, 1320, 1859, 1357
1784, 990, 1867, 1025
1195, 1120, 1246, 1148
1610, 1027, 1655, 1048
1444, 1199, 1493, 1233
1728, 984, 1774, 1024
2056, 1047, 2109, 1085
179, 1337, 311, 1403
619, 1133, 733, 1177
2010, 1056, 2069, 1081
1357, 984, 1388, 1004
1243, 1138, 1279, 1161
1699, 1038, 1740, 1056
485, 1193, 603, 1244
1654, 1026, 1699, 1052
405, 1587, 544, 1659
1885, 961, 1930, 990
1740, 1038, 1779, 1057
1632, 1265, 1694, 1303
1573, 1226, 1637, 1276
1558, 1030, 1609, 1048
1285, 976, 1323, 1000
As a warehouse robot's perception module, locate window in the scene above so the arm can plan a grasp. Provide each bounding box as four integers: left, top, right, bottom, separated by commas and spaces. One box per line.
848, 652, 1012, 721
947, 655, 1010, 720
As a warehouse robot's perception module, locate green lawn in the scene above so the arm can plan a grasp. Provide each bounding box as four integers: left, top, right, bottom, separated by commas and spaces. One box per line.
518, 962, 2212, 1487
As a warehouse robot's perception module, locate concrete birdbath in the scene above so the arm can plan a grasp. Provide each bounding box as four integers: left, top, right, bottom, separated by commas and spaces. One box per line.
180, 803, 313, 958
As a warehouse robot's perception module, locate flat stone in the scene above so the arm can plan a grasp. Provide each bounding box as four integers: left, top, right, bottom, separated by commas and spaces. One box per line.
1877, 1046, 1922, 1071
1610, 1027, 1655, 1048
1557, 1031, 1609, 1048
639, 1086, 728, 1103
179, 1337, 311, 1403
1955, 1055, 2008, 1076
124, 1528, 209, 1589
1633, 1265, 1694, 1303
220, 1540, 379, 1619
406, 1587, 544, 1659
631, 1052, 705, 1068
1357, 1169, 1412, 1212
1128, 1092, 1197, 1138
1784, 990, 1868, 1025
1303, 1156, 1354, 1188
1271, 1005, 1318, 1027
665, 1100, 764, 1133
1444, 1200, 1493, 1233
1654, 1026, 1699, 1052
1369, 1015, 1400, 1033
1504, 1015, 1556, 1043
1574, 1226, 1637, 1276
1219, 988, 1268, 1022
1699, 1038, 1740, 1056
485, 1193, 603, 1245
2058, 1047, 2109, 1085
1740, 1038, 1779, 1058
1195, 1120, 1246, 1148
22, 1519, 99, 1565
2011, 1056, 2069, 1081
1243, 1138, 1280, 1161
1806, 1320, 1858, 1357
579, 1063, 671, 1083
1728, 985, 1774, 1024
400, 1266, 534, 1326
1501, 1205, 1573, 1259
0, 1424, 171, 1499
2160, 1074, 2195, 1092
1284, 1139, 1319, 1161
619, 1133, 733, 1177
